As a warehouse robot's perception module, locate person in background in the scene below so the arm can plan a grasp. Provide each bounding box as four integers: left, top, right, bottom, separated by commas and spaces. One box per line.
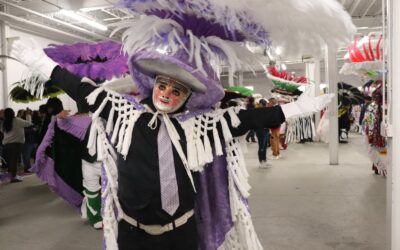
38, 98, 63, 143
0, 130, 4, 170
0, 108, 32, 182
359, 96, 372, 135
268, 98, 281, 159
21, 108, 39, 173
38, 104, 47, 119
16, 109, 25, 118
338, 104, 352, 143
279, 121, 288, 150
31, 110, 41, 158
255, 99, 271, 168
245, 96, 257, 143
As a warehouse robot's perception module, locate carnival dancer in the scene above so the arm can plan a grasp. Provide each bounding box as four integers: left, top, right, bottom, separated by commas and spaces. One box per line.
11, 40, 333, 250
10, 0, 355, 248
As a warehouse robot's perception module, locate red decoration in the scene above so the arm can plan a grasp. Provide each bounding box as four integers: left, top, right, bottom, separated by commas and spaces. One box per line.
347, 35, 383, 63
267, 66, 308, 83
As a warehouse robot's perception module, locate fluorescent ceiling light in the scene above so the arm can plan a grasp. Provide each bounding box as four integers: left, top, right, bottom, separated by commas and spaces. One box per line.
59, 9, 108, 31
281, 64, 287, 70
275, 47, 282, 55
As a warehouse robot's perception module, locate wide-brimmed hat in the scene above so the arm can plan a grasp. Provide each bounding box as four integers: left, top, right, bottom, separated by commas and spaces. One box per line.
129, 48, 223, 110
134, 58, 207, 93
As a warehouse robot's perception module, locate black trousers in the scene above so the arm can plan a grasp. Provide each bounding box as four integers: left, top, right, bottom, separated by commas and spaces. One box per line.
118, 216, 198, 250
256, 129, 269, 162
3, 143, 23, 177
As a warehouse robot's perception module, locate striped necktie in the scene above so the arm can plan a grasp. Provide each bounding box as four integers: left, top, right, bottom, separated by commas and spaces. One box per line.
157, 119, 179, 215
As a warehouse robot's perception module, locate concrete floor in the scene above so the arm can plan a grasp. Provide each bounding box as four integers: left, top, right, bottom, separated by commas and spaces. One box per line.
0, 134, 386, 250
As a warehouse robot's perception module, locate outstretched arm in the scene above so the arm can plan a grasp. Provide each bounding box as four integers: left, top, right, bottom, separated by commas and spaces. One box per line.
227, 93, 334, 137
227, 106, 286, 137
11, 40, 110, 118
50, 67, 110, 116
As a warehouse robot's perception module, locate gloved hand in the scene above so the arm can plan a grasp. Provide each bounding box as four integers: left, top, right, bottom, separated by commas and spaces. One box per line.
10, 39, 57, 78
281, 93, 335, 119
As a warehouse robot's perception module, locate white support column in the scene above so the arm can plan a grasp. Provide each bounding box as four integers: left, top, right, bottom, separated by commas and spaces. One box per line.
389, 0, 400, 249
238, 70, 244, 86
314, 59, 321, 141
305, 62, 314, 92
325, 46, 339, 165
0, 21, 8, 108
305, 61, 321, 141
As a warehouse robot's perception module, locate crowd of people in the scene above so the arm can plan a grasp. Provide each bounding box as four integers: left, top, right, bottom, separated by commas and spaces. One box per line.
0, 97, 63, 183
229, 96, 288, 169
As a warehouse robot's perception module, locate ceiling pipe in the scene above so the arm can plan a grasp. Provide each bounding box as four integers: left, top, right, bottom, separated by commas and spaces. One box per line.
350, 0, 362, 15
0, 11, 93, 42
41, 0, 61, 10
0, 0, 109, 40
362, 0, 378, 18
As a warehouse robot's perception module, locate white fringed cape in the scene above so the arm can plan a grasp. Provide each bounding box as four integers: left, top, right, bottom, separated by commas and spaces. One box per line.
85, 86, 263, 250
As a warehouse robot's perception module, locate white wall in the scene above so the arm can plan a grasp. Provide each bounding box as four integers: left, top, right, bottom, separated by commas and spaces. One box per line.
4, 27, 78, 113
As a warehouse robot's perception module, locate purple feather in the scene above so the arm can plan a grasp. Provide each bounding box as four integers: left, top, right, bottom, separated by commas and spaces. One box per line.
119, 0, 270, 45
44, 41, 129, 81
145, 9, 245, 42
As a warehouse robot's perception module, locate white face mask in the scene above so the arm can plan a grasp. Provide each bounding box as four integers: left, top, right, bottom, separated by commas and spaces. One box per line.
152, 76, 191, 113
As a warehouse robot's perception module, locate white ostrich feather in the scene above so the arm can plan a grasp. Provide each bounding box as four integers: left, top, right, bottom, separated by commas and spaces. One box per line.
112, 15, 263, 82
121, 0, 356, 58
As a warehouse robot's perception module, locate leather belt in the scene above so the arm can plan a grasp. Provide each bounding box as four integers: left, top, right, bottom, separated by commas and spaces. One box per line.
122, 209, 194, 235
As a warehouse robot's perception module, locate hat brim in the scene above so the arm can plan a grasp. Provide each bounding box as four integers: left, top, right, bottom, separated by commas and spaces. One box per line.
134, 58, 207, 93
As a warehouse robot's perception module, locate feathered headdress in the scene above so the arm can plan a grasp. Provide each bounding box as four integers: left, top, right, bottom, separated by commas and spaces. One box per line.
339, 33, 383, 78
44, 40, 129, 82
113, 0, 355, 110
267, 65, 308, 93
9, 76, 63, 103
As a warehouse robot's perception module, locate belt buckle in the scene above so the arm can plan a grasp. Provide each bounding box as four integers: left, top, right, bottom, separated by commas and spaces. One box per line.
144, 225, 164, 235
165, 222, 174, 231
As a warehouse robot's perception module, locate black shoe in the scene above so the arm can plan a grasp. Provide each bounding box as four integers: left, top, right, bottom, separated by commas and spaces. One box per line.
10, 178, 22, 183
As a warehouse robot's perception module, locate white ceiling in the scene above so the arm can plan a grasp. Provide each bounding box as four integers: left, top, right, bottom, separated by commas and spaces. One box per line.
0, 0, 385, 74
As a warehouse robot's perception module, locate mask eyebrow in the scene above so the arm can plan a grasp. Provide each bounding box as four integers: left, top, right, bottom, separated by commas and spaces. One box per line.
172, 84, 188, 93
155, 75, 190, 94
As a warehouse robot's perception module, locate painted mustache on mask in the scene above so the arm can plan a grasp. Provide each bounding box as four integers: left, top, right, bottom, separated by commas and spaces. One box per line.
159, 96, 171, 103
